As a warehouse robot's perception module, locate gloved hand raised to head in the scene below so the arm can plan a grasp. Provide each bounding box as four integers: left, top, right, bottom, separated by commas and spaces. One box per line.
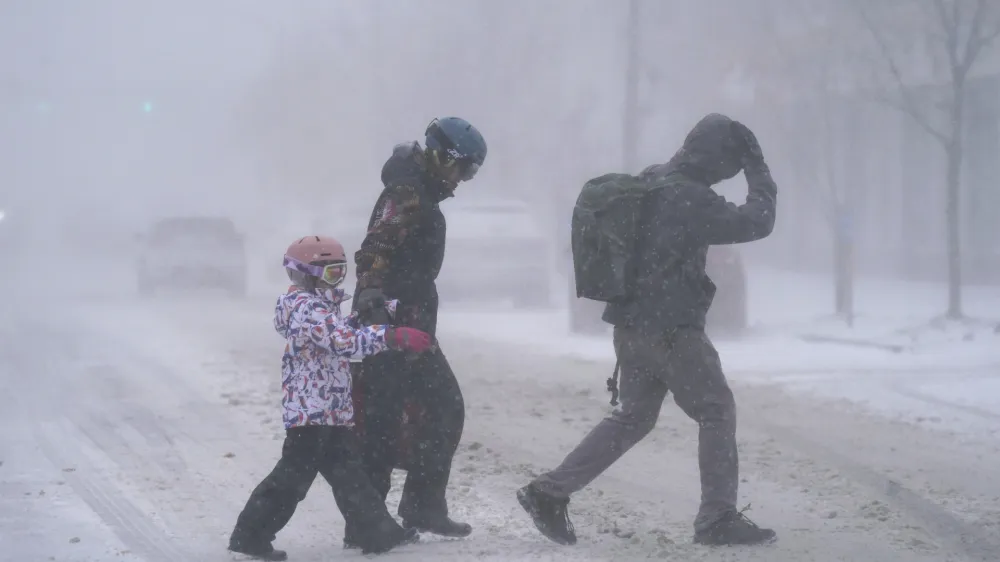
731, 120, 764, 166
385, 327, 434, 353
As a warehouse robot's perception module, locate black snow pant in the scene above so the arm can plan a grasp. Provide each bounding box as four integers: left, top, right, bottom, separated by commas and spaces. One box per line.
357, 345, 465, 521
230, 425, 402, 552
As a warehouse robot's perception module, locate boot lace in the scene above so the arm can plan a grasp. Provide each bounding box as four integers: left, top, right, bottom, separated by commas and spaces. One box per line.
734, 503, 763, 528
548, 497, 575, 535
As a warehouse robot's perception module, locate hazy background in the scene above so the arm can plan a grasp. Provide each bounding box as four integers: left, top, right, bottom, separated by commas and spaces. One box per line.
3, 0, 999, 303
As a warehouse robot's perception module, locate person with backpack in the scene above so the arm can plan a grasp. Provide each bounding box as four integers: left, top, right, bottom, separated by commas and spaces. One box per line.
348, 117, 487, 546
517, 113, 778, 547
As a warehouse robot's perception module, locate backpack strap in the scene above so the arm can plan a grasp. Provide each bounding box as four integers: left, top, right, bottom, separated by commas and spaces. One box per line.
606, 325, 681, 407
606, 360, 621, 406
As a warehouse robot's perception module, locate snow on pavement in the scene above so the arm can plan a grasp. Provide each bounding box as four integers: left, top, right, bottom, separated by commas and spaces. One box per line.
3, 294, 991, 561
433, 266, 1000, 440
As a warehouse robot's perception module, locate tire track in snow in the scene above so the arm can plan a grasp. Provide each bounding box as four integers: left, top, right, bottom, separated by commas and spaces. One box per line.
6, 315, 214, 562
35, 419, 193, 562
885, 383, 1000, 424
748, 412, 1000, 562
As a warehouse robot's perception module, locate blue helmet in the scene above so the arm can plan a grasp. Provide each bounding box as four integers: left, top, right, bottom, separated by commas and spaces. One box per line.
425, 117, 487, 181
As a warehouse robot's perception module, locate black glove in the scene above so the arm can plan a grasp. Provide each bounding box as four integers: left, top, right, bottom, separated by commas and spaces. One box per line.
355, 287, 390, 325
732, 121, 764, 166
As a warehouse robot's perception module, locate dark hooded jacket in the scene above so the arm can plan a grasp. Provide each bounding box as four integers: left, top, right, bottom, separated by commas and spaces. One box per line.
602, 113, 777, 332
353, 142, 453, 335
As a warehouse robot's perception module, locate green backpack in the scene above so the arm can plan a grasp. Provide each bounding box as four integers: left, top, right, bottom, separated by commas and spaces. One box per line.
570, 172, 666, 303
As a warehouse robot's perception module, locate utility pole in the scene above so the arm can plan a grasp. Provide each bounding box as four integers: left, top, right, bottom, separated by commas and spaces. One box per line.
370, 0, 388, 155
622, 0, 640, 173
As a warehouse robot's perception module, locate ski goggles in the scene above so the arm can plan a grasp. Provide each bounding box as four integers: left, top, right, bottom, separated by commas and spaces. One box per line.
438, 150, 480, 182
458, 160, 480, 182
283, 255, 347, 286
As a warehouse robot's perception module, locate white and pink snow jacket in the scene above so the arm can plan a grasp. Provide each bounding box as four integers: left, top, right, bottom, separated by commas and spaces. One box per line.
273, 287, 396, 429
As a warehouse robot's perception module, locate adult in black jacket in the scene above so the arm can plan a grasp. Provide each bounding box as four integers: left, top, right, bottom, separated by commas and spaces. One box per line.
517, 113, 778, 547
349, 117, 487, 545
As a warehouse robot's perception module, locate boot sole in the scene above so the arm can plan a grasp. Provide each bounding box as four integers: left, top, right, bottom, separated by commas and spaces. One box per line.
228, 549, 288, 561
694, 534, 778, 546
360, 531, 420, 554
401, 520, 472, 538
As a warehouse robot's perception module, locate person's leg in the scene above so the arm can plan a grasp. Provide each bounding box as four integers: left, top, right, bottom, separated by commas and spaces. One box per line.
397, 346, 470, 536
519, 325, 670, 545
229, 427, 323, 559
357, 353, 406, 501
531, 325, 669, 498
665, 328, 774, 545
318, 427, 419, 554
346, 354, 406, 547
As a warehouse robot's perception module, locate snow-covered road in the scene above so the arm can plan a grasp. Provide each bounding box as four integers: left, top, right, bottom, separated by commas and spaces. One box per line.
3, 294, 1000, 561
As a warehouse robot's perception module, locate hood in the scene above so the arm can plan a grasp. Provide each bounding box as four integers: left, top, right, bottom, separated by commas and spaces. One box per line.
273, 286, 348, 337
381, 141, 452, 202
655, 113, 745, 186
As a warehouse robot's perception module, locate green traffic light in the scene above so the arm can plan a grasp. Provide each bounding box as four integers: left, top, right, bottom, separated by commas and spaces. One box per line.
142, 101, 153, 113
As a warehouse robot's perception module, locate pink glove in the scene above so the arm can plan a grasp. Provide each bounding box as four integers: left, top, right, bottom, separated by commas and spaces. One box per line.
385, 327, 433, 353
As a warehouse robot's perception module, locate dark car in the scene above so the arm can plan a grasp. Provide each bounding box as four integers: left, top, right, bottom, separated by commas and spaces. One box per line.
135, 217, 248, 297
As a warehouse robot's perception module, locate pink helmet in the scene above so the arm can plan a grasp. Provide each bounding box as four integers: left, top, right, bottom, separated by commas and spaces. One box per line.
283, 236, 347, 287
284, 235, 345, 264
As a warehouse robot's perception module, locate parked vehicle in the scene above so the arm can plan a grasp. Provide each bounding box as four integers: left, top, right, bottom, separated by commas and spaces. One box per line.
437, 197, 551, 308
704, 246, 748, 336
135, 216, 248, 297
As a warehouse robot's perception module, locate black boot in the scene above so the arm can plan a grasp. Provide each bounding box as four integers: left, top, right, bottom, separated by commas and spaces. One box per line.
358, 521, 420, 555
694, 505, 777, 546
401, 514, 472, 538
342, 524, 359, 550
228, 536, 288, 561
516, 484, 576, 546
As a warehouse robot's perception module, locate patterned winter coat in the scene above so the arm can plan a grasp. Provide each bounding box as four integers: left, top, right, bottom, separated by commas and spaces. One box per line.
273, 286, 396, 429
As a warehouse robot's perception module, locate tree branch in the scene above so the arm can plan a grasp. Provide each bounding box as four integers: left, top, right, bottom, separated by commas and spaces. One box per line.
962, 0, 1000, 70
852, 0, 949, 144
868, 87, 948, 145
933, 0, 961, 71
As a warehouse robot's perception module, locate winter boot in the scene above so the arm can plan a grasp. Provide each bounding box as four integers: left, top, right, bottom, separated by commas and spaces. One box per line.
228, 538, 288, 561
694, 505, 777, 546
401, 514, 472, 538
359, 521, 420, 555
342, 520, 362, 550
516, 483, 576, 545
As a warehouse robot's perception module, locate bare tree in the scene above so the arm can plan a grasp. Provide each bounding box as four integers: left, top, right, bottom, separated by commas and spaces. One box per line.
751, 0, 861, 323
850, 0, 1000, 319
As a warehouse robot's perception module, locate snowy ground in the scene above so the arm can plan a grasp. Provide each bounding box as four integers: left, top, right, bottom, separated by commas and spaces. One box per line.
2, 266, 1000, 561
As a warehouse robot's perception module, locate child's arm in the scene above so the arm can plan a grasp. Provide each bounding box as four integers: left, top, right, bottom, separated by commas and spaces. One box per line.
345, 298, 399, 329
294, 300, 390, 359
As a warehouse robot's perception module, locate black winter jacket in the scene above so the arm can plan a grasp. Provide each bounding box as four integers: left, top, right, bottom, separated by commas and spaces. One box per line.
602, 113, 777, 332
353, 142, 452, 334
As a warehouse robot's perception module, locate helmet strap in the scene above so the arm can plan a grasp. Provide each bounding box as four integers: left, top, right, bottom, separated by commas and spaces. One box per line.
423, 148, 460, 195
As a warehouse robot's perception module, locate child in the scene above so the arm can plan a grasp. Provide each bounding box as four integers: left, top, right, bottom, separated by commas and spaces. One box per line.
228, 235, 432, 560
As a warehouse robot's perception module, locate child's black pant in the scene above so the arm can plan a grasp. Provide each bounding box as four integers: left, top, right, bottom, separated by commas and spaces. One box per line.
230, 425, 398, 551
